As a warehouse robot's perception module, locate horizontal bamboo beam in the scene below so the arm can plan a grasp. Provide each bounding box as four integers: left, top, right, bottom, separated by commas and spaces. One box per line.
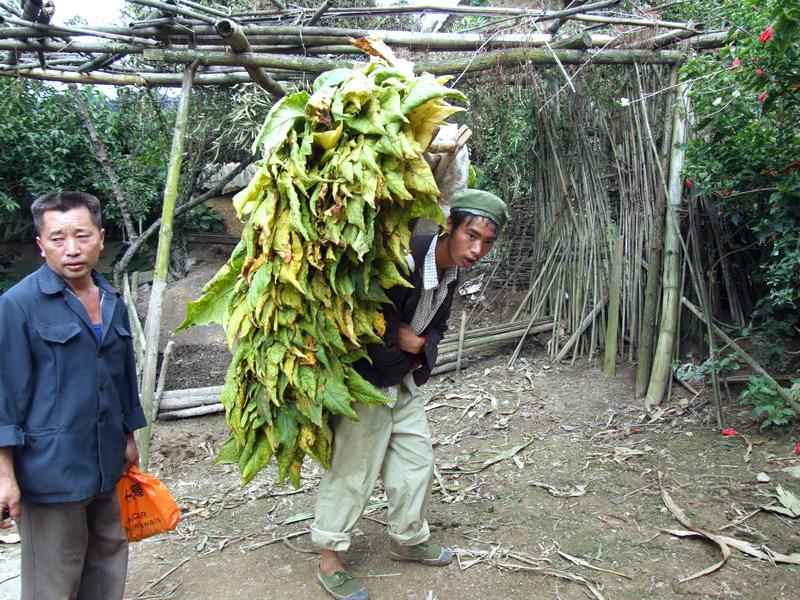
0, 14, 160, 46
128, 0, 218, 25
0, 38, 143, 54
234, 0, 622, 22
144, 47, 684, 74
0, 66, 283, 86
572, 13, 702, 31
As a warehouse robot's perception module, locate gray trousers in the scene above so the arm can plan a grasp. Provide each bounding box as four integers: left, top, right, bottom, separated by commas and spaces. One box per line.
312, 381, 434, 551
19, 490, 129, 600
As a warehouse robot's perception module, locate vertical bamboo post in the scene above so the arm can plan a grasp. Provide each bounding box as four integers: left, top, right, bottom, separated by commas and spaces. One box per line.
635, 67, 679, 397
645, 82, 689, 410
137, 65, 195, 469
603, 233, 624, 376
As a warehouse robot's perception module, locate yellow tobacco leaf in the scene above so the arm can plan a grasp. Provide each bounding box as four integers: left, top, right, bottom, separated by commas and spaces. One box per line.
408, 99, 464, 150
233, 166, 268, 218
313, 120, 344, 150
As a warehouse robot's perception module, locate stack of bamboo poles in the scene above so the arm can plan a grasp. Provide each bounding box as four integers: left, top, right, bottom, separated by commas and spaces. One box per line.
156, 317, 554, 420
484, 66, 673, 367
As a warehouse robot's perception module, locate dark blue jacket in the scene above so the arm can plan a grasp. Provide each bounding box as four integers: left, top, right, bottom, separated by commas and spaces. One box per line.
0, 264, 147, 503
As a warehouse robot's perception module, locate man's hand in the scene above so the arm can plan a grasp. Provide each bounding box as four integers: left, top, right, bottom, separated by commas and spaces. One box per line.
123, 432, 139, 474
396, 323, 426, 355
0, 448, 21, 525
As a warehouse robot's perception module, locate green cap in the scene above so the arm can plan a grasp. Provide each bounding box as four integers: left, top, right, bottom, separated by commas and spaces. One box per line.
450, 189, 509, 230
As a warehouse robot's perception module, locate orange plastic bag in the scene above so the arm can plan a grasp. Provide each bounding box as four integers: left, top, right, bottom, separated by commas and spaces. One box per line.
116, 465, 181, 542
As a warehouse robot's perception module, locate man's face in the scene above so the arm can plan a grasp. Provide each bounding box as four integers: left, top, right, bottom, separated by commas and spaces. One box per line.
36, 206, 105, 287
446, 215, 497, 268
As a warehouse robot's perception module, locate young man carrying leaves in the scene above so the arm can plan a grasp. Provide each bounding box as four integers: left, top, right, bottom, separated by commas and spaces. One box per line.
312, 189, 509, 600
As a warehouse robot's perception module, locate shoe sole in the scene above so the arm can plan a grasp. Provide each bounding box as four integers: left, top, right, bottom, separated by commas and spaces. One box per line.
389, 552, 453, 566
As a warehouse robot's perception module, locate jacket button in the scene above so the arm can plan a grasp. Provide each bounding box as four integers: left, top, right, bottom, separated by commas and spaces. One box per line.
97, 351, 102, 358
99, 384, 106, 391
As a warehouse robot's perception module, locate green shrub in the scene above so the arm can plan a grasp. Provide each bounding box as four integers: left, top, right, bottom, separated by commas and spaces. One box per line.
739, 375, 797, 428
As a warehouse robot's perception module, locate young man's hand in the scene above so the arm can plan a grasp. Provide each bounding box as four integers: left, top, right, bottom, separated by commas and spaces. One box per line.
396, 323, 426, 355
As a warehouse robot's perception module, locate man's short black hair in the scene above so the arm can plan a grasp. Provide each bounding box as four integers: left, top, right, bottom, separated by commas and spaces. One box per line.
450, 210, 500, 237
31, 191, 103, 234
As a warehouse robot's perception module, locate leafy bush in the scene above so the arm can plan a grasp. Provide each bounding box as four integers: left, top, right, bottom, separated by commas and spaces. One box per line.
673, 352, 741, 384
681, 0, 800, 328
183, 205, 225, 233
739, 375, 797, 428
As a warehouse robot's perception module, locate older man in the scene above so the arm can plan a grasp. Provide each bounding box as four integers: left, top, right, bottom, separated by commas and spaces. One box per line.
312, 189, 509, 600
0, 191, 146, 600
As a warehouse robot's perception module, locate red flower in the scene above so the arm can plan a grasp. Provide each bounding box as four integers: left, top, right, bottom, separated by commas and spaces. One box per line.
796, 442, 800, 456
731, 57, 741, 68
760, 27, 774, 43
721, 428, 739, 436
759, 91, 768, 101
721, 188, 731, 197
684, 178, 692, 189
755, 68, 764, 75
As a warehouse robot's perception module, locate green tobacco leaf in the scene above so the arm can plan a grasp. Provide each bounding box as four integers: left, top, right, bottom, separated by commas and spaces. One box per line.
251, 91, 309, 156
177, 255, 243, 330
345, 366, 390, 405
313, 68, 352, 92
215, 436, 240, 464
320, 373, 359, 421
241, 430, 274, 485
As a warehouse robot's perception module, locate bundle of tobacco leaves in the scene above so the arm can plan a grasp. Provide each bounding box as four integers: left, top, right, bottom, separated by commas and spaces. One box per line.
179, 47, 465, 486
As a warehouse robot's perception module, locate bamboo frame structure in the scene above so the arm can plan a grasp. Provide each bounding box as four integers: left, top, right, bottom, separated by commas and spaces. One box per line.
0, 1, 722, 88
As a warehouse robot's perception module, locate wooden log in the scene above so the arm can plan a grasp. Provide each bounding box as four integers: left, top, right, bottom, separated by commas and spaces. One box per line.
159, 404, 225, 420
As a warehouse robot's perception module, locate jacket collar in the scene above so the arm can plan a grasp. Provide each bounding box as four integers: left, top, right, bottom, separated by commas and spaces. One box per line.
36, 263, 118, 297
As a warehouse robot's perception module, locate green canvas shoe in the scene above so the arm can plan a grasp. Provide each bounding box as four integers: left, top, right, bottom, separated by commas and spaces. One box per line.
389, 541, 454, 566
316, 568, 369, 600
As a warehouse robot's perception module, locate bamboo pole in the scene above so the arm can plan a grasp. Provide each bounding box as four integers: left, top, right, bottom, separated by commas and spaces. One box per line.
635, 67, 678, 397
137, 65, 195, 470
645, 82, 689, 409
128, 0, 218, 25
0, 66, 264, 87
603, 233, 624, 376
143, 47, 684, 73
215, 18, 285, 98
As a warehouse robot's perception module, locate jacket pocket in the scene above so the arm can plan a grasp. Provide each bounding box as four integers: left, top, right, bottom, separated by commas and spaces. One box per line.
114, 324, 132, 338
36, 323, 81, 344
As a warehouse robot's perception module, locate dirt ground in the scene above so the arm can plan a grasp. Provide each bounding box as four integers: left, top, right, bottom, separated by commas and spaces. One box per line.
120, 352, 800, 600
1, 246, 798, 600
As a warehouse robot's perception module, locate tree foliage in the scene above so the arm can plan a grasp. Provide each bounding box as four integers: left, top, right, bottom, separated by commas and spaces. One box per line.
681, 0, 800, 331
